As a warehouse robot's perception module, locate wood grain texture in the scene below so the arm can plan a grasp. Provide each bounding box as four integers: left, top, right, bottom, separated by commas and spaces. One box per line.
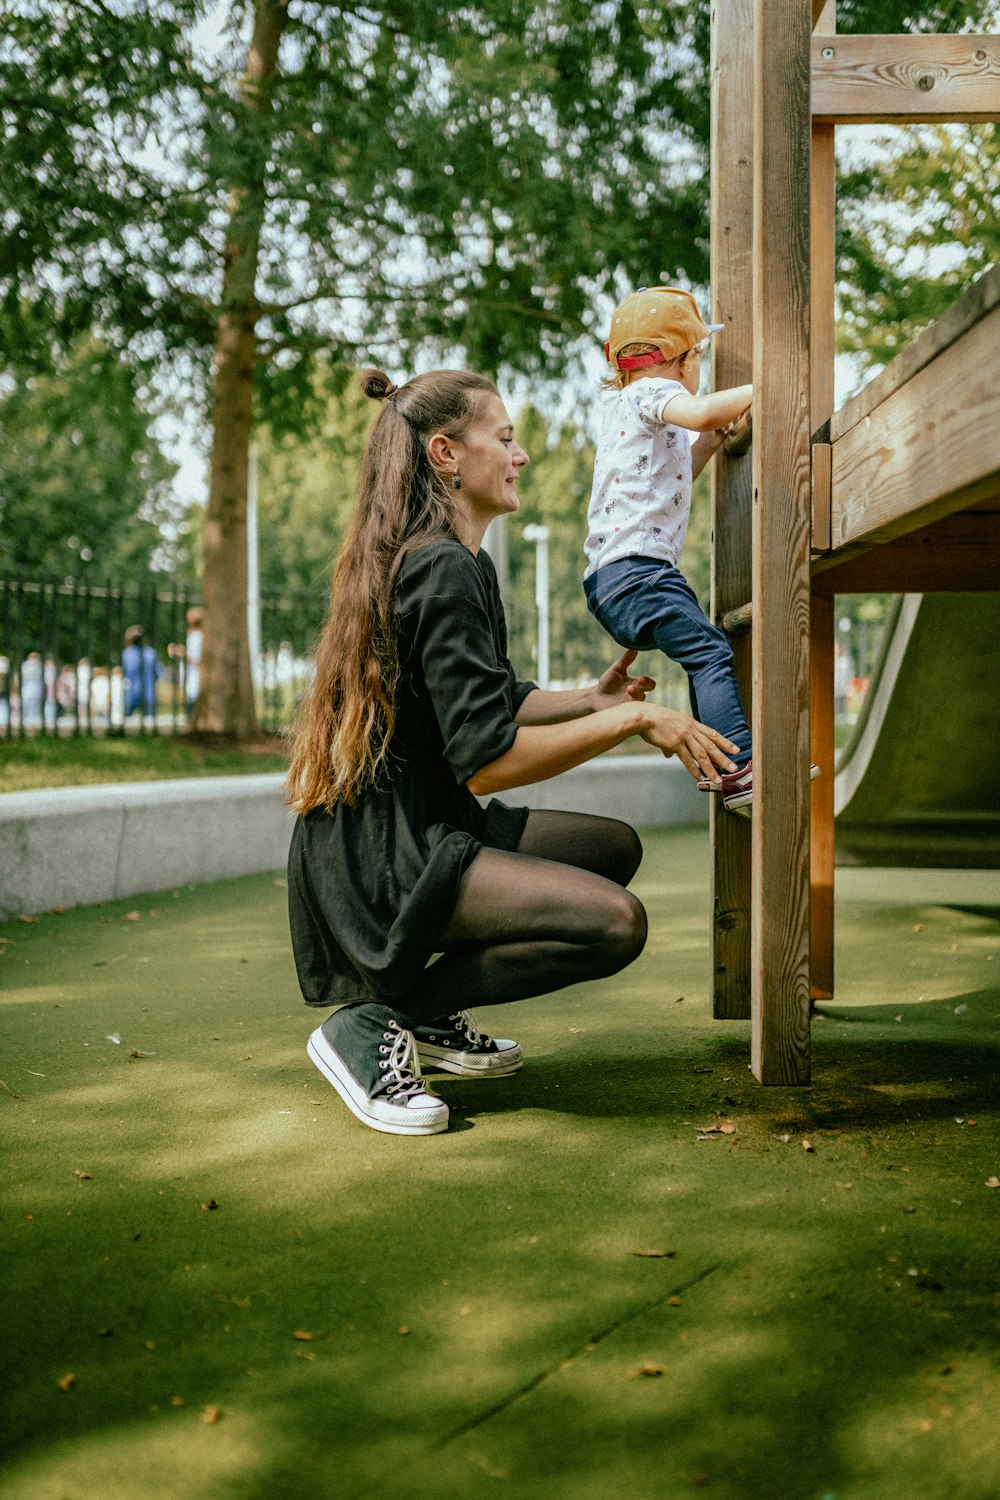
812, 33, 1000, 122
829, 264, 1000, 444
830, 305, 1000, 552
710, 0, 754, 1021
812, 506, 1000, 591
809, 596, 835, 1000
752, 0, 813, 1085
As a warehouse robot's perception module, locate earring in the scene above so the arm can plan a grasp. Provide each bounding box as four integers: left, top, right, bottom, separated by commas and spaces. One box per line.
452, 474, 462, 490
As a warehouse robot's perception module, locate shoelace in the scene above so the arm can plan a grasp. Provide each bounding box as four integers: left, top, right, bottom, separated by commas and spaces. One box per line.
378, 1022, 427, 1099
449, 1010, 495, 1047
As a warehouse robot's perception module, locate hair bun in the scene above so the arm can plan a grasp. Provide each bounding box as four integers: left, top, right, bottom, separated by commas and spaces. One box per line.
359, 368, 399, 401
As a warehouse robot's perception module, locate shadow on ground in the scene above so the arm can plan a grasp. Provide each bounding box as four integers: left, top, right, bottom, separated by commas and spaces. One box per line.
1, 830, 999, 1500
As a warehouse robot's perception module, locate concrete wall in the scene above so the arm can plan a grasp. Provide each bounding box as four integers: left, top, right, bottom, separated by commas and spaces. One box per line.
0, 755, 706, 919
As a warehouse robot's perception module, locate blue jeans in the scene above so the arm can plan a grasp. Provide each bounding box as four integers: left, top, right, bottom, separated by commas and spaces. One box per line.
584, 557, 752, 765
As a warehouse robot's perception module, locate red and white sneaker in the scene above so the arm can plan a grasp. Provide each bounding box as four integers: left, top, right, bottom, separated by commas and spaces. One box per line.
699, 759, 820, 818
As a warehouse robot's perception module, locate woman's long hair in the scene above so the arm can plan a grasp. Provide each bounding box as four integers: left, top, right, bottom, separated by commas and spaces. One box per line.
287, 367, 498, 814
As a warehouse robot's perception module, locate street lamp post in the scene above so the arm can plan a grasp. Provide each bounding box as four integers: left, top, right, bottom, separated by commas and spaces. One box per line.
522, 523, 550, 689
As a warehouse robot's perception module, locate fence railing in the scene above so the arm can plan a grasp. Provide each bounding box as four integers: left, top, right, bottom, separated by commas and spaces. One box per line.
0, 575, 322, 739
0, 573, 892, 749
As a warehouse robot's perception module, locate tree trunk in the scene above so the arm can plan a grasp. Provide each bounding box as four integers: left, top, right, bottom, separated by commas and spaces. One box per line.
192, 0, 288, 738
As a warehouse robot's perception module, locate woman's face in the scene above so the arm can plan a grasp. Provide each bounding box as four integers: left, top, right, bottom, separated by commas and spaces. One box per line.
451, 393, 530, 526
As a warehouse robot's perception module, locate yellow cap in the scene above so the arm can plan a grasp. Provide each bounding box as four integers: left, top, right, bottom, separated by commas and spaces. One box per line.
605, 287, 723, 370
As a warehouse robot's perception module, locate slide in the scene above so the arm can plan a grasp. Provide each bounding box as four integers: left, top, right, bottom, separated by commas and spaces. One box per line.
834, 592, 1000, 869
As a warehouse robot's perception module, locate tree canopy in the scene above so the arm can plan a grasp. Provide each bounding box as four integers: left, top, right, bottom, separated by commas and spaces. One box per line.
2, 0, 997, 730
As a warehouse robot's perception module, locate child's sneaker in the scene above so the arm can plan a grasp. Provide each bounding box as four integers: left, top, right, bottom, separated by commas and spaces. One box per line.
308, 1005, 449, 1136
414, 1010, 523, 1077
699, 759, 820, 818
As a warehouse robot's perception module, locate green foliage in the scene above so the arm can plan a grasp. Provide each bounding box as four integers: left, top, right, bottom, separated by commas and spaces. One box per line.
837, 123, 999, 371
253, 370, 373, 602
0, 338, 178, 577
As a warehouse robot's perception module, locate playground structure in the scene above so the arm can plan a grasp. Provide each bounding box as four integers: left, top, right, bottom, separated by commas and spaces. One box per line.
708, 1, 1000, 1083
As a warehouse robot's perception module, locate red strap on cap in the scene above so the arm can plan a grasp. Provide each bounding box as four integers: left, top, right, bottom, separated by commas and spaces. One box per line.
615, 348, 668, 370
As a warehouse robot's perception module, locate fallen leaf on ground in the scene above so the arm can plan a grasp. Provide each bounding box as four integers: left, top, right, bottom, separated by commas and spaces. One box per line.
912, 923, 926, 932
122, 911, 140, 922
986, 1177, 1000, 1189
201, 1199, 219, 1211
398, 1326, 410, 1336
629, 1362, 664, 1380
629, 1249, 677, 1259
129, 1049, 153, 1059
57, 1373, 76, 1391
697, 1120, 736, 1138
17, 915, 40, 923
202, 1406, 222, 1425
667, 1296, 682, 1307
293, 1330, 314, 1341
73, 1170, 92, 1180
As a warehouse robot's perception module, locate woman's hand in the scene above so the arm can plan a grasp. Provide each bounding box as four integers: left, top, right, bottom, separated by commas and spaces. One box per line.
590, 650, 656, 712
641, 705, 740, 784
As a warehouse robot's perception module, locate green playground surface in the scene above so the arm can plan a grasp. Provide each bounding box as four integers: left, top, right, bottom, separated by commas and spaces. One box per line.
2, 828, 999, 1500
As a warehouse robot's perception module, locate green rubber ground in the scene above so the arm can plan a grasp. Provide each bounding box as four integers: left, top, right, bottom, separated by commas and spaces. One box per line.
2, 829, 998, 1500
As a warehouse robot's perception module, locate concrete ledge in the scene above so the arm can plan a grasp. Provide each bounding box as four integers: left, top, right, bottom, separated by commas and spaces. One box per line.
0, 755, 705, 919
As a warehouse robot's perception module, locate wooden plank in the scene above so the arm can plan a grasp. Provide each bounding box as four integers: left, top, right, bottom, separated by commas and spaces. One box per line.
812, 506, 1000, 591
810, 595, 835, 1000
812, 33, 1000, 123
752, 0, 813, 1085
709, 0, 754, 1022
830, 304, 1000, 552
829, 263, 1000, 444
811, 443, 832, 555
809, 2, 836, 1006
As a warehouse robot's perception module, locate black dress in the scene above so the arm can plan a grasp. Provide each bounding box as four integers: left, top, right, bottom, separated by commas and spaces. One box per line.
287, 539, 536, 1008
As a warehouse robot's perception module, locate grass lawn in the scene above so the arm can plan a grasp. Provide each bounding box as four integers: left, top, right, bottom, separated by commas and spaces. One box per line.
1, 828, 999, 1500
0, 733, 289, 793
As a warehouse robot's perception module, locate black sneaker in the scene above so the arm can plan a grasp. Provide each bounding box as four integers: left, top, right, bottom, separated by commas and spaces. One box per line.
308, 1005, 449, 1136
413, 1010, 523, 1077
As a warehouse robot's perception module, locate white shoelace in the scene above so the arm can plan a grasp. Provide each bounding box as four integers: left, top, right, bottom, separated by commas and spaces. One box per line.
449, 1010, 498, 1048
381, 1023, 426, 1099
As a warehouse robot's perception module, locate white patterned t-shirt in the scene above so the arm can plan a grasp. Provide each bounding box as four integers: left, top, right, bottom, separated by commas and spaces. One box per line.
583, 378, 693, 578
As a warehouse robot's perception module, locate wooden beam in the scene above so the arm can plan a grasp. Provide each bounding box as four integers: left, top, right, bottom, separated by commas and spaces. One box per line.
809, 1, 836, 1006
809, 595, 834, 1000
829, 302, 1000, 553
812, 34, 1000, 123
829, 263, 1000, 445
812, 506, 1000, 591
709, 0, 754, 1022
752, 0, 812, 1085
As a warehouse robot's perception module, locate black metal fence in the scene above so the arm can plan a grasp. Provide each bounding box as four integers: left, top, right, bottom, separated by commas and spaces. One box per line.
0, 576, 322, 739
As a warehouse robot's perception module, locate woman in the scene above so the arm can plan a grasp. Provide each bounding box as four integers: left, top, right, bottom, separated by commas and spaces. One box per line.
286, 368, 739, 1137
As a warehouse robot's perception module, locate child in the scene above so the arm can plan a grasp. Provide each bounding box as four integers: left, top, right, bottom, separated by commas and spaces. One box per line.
584, 285, 788, 816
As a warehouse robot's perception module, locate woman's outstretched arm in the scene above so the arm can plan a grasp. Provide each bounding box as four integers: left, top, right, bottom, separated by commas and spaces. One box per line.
467, 699, 738, 797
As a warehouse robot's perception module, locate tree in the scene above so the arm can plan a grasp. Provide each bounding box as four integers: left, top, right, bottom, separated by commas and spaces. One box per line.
0, 337, 177, 577
3, 0, 993, 736
837, 123, 999, 371
252, 369, 371, 602
2, 0, 716, 736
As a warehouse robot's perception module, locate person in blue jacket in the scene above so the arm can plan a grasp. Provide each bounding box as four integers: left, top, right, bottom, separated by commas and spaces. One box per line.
122, 625, 162, 720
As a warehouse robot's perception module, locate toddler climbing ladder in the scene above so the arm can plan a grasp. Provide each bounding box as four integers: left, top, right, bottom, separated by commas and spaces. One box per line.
708, 0, 1000, 1083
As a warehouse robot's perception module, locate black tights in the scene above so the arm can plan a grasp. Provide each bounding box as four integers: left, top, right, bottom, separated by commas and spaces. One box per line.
392, 810, 647, 1027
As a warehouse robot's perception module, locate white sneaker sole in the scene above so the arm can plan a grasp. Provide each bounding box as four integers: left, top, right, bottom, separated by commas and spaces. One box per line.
415, 1041, 524, 1077
307, 1027, 449, 1136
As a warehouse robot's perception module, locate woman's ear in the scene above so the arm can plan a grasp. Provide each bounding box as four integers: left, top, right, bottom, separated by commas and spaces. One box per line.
426, 431, 460, 471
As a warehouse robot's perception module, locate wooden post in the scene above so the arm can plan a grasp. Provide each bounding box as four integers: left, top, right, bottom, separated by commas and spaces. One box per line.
751, 0, 813, 1083
810, 1, 837, 1000
709, 0, 754, 1020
